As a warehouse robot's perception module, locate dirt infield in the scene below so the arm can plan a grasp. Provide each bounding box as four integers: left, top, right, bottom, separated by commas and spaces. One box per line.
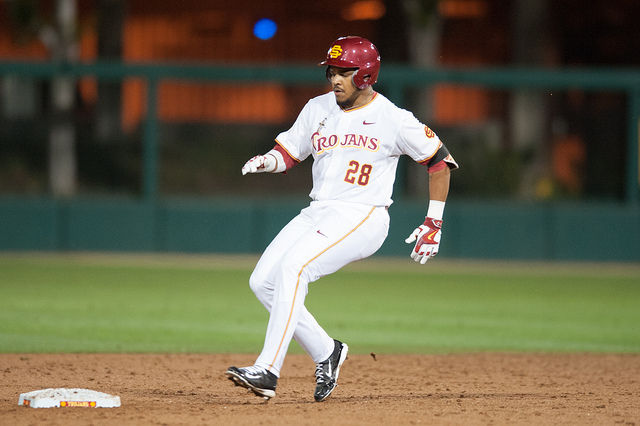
1, 353, 639, 425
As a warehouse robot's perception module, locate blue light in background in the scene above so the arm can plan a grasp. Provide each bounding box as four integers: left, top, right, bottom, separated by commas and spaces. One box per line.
253, 18, 277, 40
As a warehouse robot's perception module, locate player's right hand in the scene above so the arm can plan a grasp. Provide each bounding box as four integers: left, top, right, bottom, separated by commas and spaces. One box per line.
405, 217, 442, 264
241, 155, 274, 175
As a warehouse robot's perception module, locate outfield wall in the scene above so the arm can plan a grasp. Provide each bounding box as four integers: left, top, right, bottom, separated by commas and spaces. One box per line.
0, 197, 638, 261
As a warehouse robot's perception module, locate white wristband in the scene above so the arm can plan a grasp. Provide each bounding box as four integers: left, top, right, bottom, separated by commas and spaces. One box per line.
265, 149, 286, 173
427, 200, 445, 221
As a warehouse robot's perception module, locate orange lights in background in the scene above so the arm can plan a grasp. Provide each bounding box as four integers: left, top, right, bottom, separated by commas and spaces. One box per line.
438, 0, 488, 18
432, 85, 489, 125
552, 134, 586, 194
342, 0, 386, 21
0, 34, 48, 58
121, 80, 288, 131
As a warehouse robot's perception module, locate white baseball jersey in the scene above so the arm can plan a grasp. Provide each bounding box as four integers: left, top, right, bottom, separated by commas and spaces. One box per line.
275, 91, 444, 206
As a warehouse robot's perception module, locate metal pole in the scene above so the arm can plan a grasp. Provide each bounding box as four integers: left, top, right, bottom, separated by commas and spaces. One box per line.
49, 0, 78, 197
143, 77, 159, 201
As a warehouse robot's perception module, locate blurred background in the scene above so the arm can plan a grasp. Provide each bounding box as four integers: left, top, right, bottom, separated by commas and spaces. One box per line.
0, 0, 639, 260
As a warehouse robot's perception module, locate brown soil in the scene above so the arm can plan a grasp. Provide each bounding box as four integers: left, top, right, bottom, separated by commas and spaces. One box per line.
1, 353, 639, 425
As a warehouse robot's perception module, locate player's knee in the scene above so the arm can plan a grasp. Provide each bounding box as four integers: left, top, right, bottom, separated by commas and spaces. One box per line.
249, 272, 270, 298
279, 257, 318, 286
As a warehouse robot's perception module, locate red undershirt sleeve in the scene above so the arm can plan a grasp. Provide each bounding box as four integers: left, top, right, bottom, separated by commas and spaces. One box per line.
426, 159, 448, 173
273, 143, 300, 171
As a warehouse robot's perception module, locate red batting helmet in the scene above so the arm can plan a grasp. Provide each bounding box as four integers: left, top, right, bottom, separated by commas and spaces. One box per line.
319, 36, 380, 90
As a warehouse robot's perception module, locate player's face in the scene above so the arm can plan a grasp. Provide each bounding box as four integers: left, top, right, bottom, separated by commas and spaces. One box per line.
327, 67, 362, 109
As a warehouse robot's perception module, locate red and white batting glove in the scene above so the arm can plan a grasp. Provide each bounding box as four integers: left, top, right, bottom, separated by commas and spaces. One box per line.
405, 217, 442, 264
241, 154, 276, 175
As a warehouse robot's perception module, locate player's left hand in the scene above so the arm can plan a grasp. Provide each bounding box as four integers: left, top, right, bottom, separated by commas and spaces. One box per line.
241, 155, 275, 175
405, 217, 442, 264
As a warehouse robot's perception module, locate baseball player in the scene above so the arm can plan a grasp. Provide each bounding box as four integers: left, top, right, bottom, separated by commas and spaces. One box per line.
226, 36, 457, 402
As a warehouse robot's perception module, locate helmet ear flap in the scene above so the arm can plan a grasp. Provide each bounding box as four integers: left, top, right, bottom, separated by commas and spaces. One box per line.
351, 69, 360, 89
352, 69, 363, 90
352, 69, 373, 90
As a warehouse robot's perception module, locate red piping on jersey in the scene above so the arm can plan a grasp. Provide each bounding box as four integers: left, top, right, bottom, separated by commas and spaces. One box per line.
268, 206, 378, 371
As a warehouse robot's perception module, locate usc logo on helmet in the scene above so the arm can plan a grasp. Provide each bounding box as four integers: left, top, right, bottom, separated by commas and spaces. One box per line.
329, 45, 343, 59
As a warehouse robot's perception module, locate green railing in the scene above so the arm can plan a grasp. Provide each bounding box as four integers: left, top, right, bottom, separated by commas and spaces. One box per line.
1, 61, 639, 204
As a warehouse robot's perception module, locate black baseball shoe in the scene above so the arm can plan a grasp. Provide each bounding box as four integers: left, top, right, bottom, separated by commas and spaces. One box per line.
226, 365, 277, 400
314, 339, 349, 402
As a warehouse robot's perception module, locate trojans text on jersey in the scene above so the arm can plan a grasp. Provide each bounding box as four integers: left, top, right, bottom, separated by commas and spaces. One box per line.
312, 132, 380, 155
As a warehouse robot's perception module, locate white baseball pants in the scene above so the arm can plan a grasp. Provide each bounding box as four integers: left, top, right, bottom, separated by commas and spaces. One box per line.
250, 200, 389, 377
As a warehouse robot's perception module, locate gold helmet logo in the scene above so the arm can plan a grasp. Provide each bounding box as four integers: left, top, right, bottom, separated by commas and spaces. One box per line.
329, 45, 343, 59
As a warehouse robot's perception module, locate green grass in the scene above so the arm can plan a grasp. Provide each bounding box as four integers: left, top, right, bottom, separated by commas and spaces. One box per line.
1, 253, 639, 353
